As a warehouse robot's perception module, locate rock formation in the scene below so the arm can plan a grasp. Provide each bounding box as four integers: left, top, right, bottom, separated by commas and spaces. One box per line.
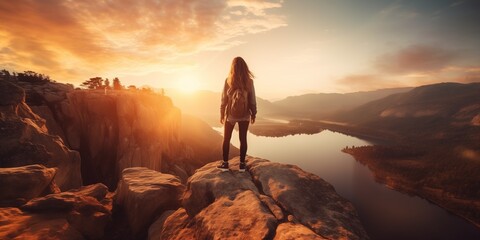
65, 90, 185, 188
0, 165, 59, 206
274, 222, 327, 240
248, 158, 366, 239
114, 167, 185, 239
148, 157, 369, 240
0, 80, 82, 190
0, 183, 111, 240
2, 76, 223, 189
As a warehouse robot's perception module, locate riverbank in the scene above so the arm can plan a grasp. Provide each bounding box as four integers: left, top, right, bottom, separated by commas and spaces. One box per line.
248, 118, 394, 143
343, 145, 480, 229
248, 119, 322, 137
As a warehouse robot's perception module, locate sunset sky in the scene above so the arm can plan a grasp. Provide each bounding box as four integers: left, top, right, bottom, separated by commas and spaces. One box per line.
1, 0, 479, 99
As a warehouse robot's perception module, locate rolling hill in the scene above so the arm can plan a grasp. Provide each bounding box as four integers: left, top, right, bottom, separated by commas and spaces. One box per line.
166, 87, 413, 126
332, 82, 480, 144
273, 87, 412, 119
335, 82, 480, 227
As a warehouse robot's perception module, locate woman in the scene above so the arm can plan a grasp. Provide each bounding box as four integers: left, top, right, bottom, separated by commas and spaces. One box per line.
218, 56, 257, 172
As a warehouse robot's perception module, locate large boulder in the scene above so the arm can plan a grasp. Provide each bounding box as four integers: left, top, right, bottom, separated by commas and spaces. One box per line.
66, 196, 111, 240
155, 208, 195, 240
67, 183, 109, 201
21, 183, 109, 212
115, 167, 185, 239
157, 157, 369, 240
1, 183, 111, 240
182, 158, 260, 216
274, 222, 328, 240
192, 190, 277, 239
177, 159, 277, 239
0, 164, 59, 205
248, 157, 369, 239
0, 207, 85, 240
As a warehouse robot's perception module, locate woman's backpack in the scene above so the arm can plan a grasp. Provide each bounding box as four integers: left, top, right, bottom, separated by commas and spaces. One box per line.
228, 88, 249, 118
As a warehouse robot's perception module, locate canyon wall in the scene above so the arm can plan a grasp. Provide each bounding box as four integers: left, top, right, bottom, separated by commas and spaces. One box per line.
65, 90, 184, 188
3, 77, 223, 189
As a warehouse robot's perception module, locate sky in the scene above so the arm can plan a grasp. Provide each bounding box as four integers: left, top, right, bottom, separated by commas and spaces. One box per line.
1, 0, 479, 100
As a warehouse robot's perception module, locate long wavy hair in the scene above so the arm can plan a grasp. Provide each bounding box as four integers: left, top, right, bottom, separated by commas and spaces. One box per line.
227, 56, 254, 91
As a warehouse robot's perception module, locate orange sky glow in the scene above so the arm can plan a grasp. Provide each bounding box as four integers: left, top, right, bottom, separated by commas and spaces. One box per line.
1, 0, 479, 99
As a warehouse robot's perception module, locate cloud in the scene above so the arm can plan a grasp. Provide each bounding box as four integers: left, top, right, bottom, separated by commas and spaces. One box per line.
441, 65, 480, 73
337, 43, 478, 92
454, 73, 480, 83
450, 1, 466, 7
378, 3, 418, 20
375, 44, 455, 74
0, 0, 285, 81
336, 74, 403, 91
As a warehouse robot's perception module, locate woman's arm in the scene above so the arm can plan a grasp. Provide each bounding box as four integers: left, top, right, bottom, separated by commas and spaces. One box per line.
220, 79, 229, 123
249, 82, 257, 123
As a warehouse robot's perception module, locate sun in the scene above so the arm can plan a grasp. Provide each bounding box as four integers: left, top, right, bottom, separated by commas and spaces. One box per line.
176, 74, 200, 93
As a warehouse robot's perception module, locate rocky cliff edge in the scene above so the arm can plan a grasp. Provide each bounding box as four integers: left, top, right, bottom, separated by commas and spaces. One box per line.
148, 157, 369, 240
0, 157, 369, 240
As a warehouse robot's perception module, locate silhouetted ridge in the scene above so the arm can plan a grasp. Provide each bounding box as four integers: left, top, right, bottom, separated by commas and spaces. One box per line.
332, 82, 480, 142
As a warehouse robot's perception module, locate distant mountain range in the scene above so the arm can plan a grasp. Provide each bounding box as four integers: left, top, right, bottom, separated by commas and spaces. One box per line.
167, 87, 413, 125
169, 82, 479, 147
273, 87, 412, 119
331, 82, 480, 144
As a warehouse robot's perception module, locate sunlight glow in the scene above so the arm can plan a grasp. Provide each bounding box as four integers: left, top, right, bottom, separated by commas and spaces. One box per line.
176, 74, 201, 93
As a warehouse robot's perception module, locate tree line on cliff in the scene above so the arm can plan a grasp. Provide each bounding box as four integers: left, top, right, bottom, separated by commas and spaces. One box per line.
1, 69, 157, 93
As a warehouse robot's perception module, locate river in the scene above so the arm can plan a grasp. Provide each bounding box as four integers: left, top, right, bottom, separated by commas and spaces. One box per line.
215, 128, 480, 240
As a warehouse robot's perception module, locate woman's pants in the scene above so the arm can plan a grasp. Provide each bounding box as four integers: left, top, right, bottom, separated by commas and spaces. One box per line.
222, 120, 249, 162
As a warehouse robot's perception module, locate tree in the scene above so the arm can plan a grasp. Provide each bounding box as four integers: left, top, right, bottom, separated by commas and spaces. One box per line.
1, 69, 11, 77
81, 77, 103, 89
16, 70, 51, 83
141, 87, 154, 94
104, 78, 110, 89
112, 77, 123, 90
128, 85, 137, 90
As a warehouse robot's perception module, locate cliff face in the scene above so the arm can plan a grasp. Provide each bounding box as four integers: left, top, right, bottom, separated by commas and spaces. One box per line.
65, 90, 184, 188
0, 80, 82, 190
3, 77, 222, 189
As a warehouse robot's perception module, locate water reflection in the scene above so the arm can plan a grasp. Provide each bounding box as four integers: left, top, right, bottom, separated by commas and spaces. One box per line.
214, 128, 480, 240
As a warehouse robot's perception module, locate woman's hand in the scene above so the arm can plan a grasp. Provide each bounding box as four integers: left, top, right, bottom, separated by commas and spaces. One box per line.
251, 116, 256, 124
220, 117, 225, 125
